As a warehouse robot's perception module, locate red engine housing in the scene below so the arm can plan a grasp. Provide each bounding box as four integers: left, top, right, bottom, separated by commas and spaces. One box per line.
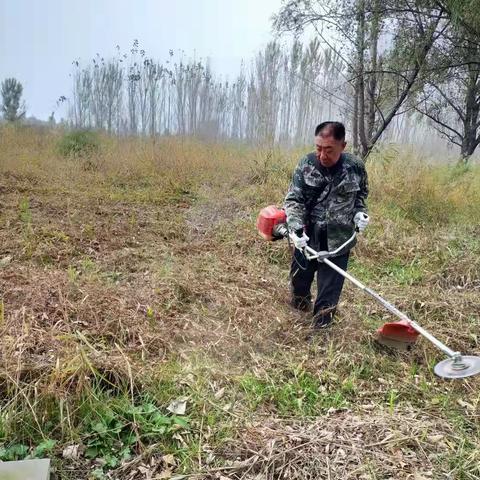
257, 205, 287, 240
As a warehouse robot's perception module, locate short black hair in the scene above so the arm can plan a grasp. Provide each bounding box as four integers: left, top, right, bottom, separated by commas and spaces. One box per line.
315, 121, 345, 141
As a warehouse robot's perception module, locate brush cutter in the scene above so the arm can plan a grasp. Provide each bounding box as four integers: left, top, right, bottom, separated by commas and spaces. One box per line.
256, 205, 480, 379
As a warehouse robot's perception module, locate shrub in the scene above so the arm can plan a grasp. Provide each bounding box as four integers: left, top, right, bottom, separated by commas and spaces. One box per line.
57, 130, 100, 158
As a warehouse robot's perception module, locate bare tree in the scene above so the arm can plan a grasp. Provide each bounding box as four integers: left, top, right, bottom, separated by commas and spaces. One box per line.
70, 64, 92, 129
67, 37, 449, 147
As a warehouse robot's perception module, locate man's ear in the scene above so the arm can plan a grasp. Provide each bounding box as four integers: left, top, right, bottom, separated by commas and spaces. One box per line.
342, 141, 347, 150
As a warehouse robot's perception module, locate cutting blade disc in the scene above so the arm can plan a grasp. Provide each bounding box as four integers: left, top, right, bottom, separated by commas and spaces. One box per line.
434, 356, 480, 379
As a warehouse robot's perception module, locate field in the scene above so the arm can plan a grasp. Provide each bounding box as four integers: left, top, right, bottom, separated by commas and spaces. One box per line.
0, 126, 479, 479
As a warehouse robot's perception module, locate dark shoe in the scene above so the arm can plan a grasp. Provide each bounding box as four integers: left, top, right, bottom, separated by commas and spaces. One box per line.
312, 307, 336, 329
313, 314, 333, 329
290, 295, 312, 312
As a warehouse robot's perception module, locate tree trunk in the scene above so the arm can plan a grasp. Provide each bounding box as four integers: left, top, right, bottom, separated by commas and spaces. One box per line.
356, 0, 368, 157
460, 63, 480, 163
367, 0, 380, 142
352, 83, 359, 153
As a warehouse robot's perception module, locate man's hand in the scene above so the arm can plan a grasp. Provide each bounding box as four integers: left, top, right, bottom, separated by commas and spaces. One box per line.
290, 230, 309, 249
354, 212, 370, 232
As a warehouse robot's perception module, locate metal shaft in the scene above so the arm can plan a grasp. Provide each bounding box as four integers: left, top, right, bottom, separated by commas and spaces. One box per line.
322, 257, 458, 359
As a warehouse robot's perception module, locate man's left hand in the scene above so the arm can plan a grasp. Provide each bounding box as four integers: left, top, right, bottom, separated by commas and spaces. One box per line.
354, 212, 370, 232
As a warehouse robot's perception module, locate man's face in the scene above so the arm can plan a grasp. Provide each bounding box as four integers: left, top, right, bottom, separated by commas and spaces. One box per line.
315, 134, 346, 168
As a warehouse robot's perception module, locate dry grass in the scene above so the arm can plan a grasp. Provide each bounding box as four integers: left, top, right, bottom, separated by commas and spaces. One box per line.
215, 407, 471, 479
0, 125, 479, 479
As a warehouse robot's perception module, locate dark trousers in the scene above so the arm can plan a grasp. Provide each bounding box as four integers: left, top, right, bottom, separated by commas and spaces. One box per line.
290, 249, 350, 322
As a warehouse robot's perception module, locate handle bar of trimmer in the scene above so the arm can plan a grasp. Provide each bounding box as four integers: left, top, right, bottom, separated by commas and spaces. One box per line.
273, 223, 357, 260
302, 231, 357, 261
281, 224, 357, 261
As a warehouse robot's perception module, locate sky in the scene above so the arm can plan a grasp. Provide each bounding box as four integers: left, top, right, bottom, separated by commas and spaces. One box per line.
0, 0, 283, 120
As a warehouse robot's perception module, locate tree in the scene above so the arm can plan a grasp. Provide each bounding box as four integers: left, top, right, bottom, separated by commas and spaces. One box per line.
416, 23, 480, 162
1, 78, 26, 122
273, 0, 448, 159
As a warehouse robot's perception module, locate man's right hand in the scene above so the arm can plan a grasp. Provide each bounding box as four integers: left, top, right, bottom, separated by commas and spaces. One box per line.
290, 230, 309, 249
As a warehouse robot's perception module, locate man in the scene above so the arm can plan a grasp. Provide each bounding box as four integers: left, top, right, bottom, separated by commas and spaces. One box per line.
284, 121, 369, 329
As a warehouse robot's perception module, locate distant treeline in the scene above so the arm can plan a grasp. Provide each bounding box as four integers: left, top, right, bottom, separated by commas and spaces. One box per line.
68, 40, 349, 145
67, 40, 429, 148
66, 1, 480, 161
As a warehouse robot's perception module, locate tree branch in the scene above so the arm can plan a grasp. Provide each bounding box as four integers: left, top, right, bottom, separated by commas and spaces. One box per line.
430, 82, 466, 121
364, 9, 447, 158
416, 105, 463, 139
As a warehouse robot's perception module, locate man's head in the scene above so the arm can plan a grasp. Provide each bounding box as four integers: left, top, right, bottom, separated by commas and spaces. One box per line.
314, 121, 346, 168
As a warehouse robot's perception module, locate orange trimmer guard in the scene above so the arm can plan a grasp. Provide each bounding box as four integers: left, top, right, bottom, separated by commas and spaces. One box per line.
377, 320, 420, 349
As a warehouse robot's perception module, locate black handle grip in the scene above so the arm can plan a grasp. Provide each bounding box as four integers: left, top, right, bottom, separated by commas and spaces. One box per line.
272, 223, 288, 240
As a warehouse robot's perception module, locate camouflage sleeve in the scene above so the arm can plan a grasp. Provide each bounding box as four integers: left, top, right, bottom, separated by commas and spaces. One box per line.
354, 163, 369, 214
284, 159, 307, 231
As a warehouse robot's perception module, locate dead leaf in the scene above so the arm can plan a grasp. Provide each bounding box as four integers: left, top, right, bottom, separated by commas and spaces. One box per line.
179, 373, 195, 386
414, 472, 432, 480
206, 452, 215, 464
457, 399, 475, 411
214, 387, 225, 399
0, 255, 12, 267
162, 454, 176, 466
62, 444, 81, 460
155, 469, 173, 479
167, 398, 187, 415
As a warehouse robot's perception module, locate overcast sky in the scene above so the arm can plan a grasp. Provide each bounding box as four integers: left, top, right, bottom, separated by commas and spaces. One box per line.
0, 0, 283, 120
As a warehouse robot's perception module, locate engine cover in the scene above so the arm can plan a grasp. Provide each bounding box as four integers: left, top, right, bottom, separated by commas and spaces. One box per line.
257, 205, 287, 241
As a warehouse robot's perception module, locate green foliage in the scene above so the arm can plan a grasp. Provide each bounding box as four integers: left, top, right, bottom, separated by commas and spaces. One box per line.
31, 439, 57, 458
0, 439, 56, 461
81, 398, 189, 471
381, 258, 424, 285
57, 129, 100, 159
240, 368, 350, 416
349, 256, 378, 283
1, 77, 25, 122
443, 0, 480, 34
0, 443, 29, 461
18, 198, 34, 250
19, 198, 32, 224
448, 161, 471, 181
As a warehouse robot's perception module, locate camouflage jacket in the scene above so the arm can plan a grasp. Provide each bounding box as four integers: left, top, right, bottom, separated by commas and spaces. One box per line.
284, 152, 368, 254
